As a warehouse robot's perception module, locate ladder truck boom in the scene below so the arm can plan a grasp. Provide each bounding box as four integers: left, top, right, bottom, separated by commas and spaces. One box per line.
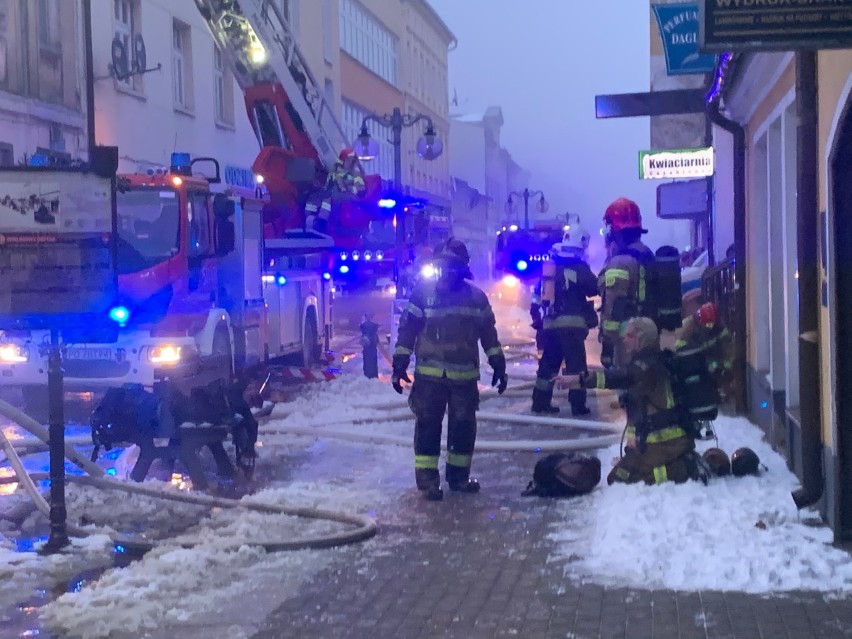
194, 0, 349, 172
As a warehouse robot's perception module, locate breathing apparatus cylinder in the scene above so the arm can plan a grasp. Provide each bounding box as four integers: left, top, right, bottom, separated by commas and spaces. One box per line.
541, 259, 556, 308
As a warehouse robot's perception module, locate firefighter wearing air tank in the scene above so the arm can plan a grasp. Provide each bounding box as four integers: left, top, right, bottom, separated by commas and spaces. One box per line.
578, 316, 695, 485
598, 197, 682, 369
530, 226, 598, 416
305, 148, 366, 233
391, 238, 508, 501
675, 302, 733, 391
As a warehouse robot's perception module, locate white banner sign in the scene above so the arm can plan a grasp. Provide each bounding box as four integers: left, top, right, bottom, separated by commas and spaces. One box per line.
639, 147, 714, 180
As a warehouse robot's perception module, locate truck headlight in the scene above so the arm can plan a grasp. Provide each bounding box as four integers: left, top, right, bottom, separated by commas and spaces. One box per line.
148, 344, 182, 364
0, 344, 28, 363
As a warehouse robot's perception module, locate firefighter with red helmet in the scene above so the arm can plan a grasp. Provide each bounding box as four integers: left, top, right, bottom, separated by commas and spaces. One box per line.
598, 197, 656, 369
675, 301, 733, 391
530, 226, 598, 415
305, 147, 367, 233
391, 238, 508, 501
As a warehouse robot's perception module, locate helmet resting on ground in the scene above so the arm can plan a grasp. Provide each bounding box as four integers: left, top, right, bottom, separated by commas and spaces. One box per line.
731, 447, 761, 477
702, 447, 731, 477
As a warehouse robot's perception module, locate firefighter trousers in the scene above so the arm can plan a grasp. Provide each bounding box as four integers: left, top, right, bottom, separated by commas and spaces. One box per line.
408, 376, 479, 490
532, 327, 588, 412
607, 434, 694, 485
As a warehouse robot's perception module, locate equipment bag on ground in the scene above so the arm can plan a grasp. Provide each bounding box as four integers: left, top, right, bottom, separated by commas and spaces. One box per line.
522, 452, 601, 497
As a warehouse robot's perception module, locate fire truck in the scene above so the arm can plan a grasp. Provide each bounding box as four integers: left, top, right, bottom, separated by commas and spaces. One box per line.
0, 0, 384, 407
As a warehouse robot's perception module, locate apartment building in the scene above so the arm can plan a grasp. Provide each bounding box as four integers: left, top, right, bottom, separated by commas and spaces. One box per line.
0, 0, 86, 165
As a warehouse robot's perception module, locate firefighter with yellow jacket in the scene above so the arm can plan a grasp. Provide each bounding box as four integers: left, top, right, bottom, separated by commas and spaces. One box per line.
578, 316, 695, 485
598, 197, 656, 369
391, 238, 508, 501
305, 148, 366, 233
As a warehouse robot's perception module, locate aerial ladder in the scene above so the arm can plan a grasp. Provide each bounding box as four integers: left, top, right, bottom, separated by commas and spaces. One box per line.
193, 0, 378, 241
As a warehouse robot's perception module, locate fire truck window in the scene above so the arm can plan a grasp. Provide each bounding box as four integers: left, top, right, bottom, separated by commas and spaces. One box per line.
116, 189, 180, 274
188, 193, 212, 257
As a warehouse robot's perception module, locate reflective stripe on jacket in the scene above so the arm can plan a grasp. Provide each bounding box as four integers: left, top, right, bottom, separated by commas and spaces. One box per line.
393, 280, 505, 381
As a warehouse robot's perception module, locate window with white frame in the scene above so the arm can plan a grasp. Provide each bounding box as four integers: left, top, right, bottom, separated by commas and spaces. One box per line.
38, 0, 60, 51
339, 0, 397, 86
213, 47, 234, 125
113, 0, 139, 89
342, 100, 393, 181
172, 20, 193, 111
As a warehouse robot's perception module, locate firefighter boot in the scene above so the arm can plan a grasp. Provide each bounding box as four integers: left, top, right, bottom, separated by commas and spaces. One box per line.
448, 478, 480, 493
416, 467, 443, 501
531, 386, 559, 414
569, 389, 590, 416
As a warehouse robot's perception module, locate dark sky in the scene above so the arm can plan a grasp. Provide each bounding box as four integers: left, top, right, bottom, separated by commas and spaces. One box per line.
429, 0, 690, 254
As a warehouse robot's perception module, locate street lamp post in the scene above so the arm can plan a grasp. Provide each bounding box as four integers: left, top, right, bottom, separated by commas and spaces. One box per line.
506, 188, 548, 230
354, 107, 443, 299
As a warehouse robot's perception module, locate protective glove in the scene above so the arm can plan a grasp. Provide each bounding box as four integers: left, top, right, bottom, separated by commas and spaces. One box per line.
392, 370, 411, 394
491, 369, 508, 395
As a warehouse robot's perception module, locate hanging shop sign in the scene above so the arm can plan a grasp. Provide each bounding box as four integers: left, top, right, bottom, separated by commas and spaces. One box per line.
653, 3, 717, 75
639, 147, 715, 180
699, 0, 852, 52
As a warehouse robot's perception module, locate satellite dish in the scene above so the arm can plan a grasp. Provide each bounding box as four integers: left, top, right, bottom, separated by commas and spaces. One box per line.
132, 33, 147, 74
111, 36, 129, 80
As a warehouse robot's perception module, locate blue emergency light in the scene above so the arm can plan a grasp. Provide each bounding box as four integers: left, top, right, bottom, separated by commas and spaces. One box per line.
276, 275, 287, 286
515, 260, 529, 272
170, 152, 192, 176
339, 264, 350, 274
323, 272, 332, 281
378, 198, 397, 209
108, 305, 130, 325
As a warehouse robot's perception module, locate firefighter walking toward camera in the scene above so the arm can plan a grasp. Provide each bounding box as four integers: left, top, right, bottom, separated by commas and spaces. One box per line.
391, 238, 508, 501
305, 148, 366, 233
575, 316, 695, 485
530, 226, 598, 416
598, 197, 656, 369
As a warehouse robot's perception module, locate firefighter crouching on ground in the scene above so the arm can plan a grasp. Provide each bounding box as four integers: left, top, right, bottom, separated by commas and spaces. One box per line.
305, 148, 366, 233
530, 226, 598, 416
574, 316, 695, 485
675, 301, 733, 395
598, 197, 655, 370
391, 238, 508, 501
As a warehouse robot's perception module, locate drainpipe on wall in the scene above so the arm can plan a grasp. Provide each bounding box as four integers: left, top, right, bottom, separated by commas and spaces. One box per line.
706, 105, 747, 415
83, 0, 96, 152
792, 50, 824, 509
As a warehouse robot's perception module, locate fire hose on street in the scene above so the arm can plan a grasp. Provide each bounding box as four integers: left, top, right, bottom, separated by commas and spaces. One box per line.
0, 396, 377, 553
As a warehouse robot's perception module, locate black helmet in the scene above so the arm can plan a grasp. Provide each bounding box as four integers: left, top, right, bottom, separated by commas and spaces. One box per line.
702, 447, 731, 477
433, 238, 470, 266
731, 447, 760, 477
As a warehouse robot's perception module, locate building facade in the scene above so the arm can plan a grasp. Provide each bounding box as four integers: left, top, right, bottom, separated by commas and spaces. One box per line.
709, 45, 852, 540
449, 107, 528, 282
0, 0, 86, 165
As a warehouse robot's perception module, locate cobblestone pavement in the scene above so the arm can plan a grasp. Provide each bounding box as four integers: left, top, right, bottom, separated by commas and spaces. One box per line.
249, 416, 852, 639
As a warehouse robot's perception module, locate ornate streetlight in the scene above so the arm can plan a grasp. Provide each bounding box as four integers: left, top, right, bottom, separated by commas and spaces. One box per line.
506, 188, 549, 230
353, 107, 443, 298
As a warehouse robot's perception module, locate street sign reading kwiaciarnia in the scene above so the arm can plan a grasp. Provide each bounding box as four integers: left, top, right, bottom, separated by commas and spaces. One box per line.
699, 0, 852, 52
639, 147, 715, 180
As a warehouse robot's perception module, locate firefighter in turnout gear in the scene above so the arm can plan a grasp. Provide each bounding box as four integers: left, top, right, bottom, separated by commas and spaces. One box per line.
675, 302, 733, 392
391, 238, 508, 501
578, 316, 695, 485
598, 197, 655, 369
305, 148, 366, 233
530, 226, 598, 415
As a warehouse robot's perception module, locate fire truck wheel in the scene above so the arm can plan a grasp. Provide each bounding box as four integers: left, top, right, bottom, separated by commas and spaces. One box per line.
300, 316, 319, 368
212, 325, 234, 378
